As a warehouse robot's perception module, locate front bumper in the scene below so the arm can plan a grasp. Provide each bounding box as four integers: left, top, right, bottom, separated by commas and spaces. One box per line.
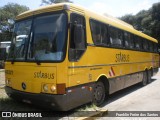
5, 84, 93, 111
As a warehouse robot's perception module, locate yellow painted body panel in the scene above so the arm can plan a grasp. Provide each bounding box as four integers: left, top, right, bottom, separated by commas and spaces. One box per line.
68, 46, 159, 87
5, 60, 69, 93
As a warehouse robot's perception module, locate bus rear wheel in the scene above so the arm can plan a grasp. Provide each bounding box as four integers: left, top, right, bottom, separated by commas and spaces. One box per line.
142, 71, 147, 86
92, 81, 105, 106
147, 70, 152, 83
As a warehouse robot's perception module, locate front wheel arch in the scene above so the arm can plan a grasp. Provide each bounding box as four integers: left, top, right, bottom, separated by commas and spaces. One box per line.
92, 75, 109, 106
92, 81, 105, 106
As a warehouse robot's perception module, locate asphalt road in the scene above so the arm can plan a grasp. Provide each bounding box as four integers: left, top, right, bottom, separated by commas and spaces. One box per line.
100, 69, 160, 120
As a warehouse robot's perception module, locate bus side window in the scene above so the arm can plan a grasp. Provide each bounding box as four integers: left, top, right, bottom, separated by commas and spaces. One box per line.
154, 43, 158, 53
100, 24, 108, 45
90, 20, 101, 44
124, 32, 129, 48
143, 39, 149, 51
90, 20, 109, 46
109, 26, 123, 47
130, 34, 135, 49
124, 32, 134, 49
135, 36, 141, 50
149, 41, 153, 52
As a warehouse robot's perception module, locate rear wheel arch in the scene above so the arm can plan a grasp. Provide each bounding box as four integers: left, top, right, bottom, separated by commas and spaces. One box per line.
144, 68, 152, 84
150, 67, 153, 77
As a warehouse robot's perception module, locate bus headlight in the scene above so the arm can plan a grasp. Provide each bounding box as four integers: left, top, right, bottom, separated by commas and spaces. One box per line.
43, 84, 48, 92
50, 85, 56, 92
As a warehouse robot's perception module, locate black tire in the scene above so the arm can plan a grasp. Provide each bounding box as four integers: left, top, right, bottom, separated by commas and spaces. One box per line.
142, 71, 147, 86
147, 70, 152, 83
92, 81, 105, 106
151, 69, 153, 78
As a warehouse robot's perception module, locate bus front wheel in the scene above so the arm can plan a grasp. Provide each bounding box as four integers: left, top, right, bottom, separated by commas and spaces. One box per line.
92, 81, 105, 106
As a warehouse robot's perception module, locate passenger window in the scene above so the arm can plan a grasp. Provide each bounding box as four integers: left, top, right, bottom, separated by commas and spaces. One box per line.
109, 26, 123, 47
149, 41, 153, 52
90, 21, 101, 44
143, 39, 149, 51
90, 20, 109, 45
124, 32, 134, 49
154, 43, 158, 52
101, 24, 108, 45
135, 36, 142, 50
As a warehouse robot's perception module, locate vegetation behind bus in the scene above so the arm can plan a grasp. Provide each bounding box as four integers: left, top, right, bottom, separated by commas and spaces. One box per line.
120, 2, 160, 44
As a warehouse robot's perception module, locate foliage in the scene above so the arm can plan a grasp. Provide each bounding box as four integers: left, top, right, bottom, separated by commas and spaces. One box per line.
0, 3, 29, 41
0, 3, 29, 26
120, 2, 160, 43
41, 0, 72, 5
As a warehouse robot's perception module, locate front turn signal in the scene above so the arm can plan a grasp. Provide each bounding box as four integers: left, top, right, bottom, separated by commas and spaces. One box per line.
56, 83, 66, 94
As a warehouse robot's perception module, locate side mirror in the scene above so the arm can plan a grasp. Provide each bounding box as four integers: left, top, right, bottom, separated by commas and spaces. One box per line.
74, 24, 85, 50
69, 23, 86, 62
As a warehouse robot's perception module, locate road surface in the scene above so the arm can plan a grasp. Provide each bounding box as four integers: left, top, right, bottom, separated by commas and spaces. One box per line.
100, 69, 160, 120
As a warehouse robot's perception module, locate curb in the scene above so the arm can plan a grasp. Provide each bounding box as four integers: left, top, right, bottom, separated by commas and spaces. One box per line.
76, 109, 108, 120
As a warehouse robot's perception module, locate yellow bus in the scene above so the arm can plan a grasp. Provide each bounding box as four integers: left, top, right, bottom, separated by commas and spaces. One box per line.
5, 3, 159, 111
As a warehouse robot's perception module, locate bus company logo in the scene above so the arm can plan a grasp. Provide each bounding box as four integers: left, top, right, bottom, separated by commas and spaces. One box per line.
109, 67, 115, 77
5, 70, 13, 75
34, 71, 54, 79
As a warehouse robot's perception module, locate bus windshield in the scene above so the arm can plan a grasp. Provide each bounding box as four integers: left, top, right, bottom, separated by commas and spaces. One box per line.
8, 12, 67, 62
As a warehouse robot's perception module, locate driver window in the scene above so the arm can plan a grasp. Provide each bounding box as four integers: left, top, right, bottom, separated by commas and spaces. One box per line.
70, 13, 86, 49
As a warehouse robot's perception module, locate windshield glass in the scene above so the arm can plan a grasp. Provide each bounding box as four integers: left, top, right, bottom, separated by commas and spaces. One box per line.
8, 20, 31, 60
29, 13, 67, 61
8, 12, 67, 62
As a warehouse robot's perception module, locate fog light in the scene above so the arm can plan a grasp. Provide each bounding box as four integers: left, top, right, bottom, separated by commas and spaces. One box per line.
43, 84, 48, 92
89, 87, 93, 91
50, 85, 56, 92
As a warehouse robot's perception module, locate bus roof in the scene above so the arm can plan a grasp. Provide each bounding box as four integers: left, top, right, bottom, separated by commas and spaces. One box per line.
16, 3, 158, 43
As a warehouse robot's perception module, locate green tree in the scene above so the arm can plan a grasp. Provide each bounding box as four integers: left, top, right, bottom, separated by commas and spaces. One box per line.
0, 3, 29, 41
41, 0, 72, 5
120, 2, 160, 43
0, 3, 29, 24
151, 2, 160, 41
120, 14, 135, 26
